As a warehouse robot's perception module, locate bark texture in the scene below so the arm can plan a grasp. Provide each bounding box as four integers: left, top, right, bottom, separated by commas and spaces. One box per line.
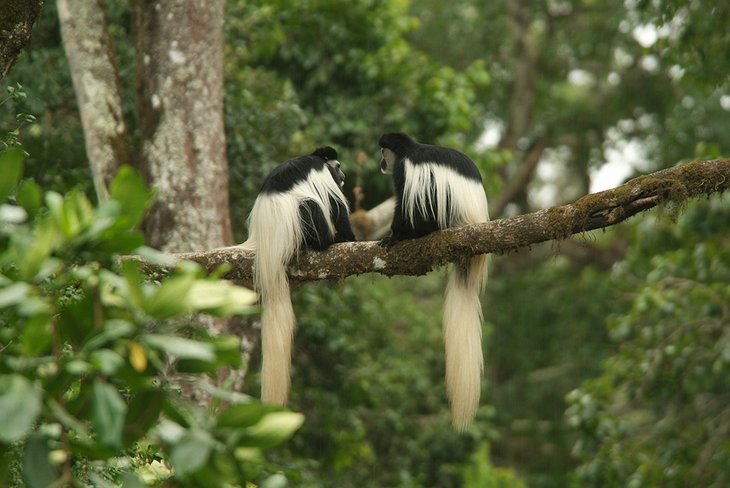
0, 0, 44, 81
145, 158, 730, 289
57, 0, 130, 199
134, 0, 232, 252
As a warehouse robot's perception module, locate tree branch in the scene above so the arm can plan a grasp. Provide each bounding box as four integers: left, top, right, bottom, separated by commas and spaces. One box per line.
151, 158, 730, 289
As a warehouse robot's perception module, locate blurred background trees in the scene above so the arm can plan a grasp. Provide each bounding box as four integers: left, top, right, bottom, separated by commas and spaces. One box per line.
1, 0, 728, 486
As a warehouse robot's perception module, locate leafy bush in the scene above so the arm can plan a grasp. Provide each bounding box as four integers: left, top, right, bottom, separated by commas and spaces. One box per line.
568, 195, 730, 487
0, 151, 302, 487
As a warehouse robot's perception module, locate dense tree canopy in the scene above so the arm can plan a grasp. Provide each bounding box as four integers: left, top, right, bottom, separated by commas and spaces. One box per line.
1, 0, 729, 486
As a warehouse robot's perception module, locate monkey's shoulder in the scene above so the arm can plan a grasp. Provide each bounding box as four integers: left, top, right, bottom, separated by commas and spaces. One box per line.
260, 155, 329, 194
406, 144, 482, 181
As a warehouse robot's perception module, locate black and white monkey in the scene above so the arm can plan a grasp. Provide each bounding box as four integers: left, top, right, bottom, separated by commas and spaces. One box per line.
242, 147, 355, 405
378, 132, 489, 430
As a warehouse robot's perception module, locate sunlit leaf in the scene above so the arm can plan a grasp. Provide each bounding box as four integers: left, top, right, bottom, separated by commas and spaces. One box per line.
188, 280, 257, 315
0, 282, 31, 309
216, 402, 273, 429
240, 412, 305, 449
144, 274, 195, 319
142, 334, 215, 361
0, 204, 27, 223
261, 473, 289, 488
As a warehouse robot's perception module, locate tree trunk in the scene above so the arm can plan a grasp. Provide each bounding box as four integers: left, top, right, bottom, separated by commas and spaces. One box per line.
0, 1, 44, 81
57, 0, 130, 199
133, 0, 233, 252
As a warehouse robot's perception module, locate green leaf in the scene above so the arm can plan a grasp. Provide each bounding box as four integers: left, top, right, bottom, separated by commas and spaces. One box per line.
213, 334, 243, 367
240, 412, 304, 448
0, 282, 31, 309
22, 434, 57, 488
21, 313, 52, 356
169, 428, 215, 477
216, 402, 273, 429
120, 260, 145, 310
93, 229, 146, 254
18, 219, 57, 281
82, 319, 135, 352
47, 397, 91, 442
0, 147, 24, 202
0, 204, 27, 223
142, 334, 215, 361
188, 280, 257, 315
0, 374, 41, 443
16, 179, 42, 219
261, 473, 289, 488
144, 275, 195, 319
91, 380, 127, 451
90, 349, 125, 376
123, 390, 165, 445
45, 191, 66, 234
109, 166, 152, 227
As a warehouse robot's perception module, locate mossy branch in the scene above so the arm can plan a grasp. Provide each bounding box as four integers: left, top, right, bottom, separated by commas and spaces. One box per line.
150, 158, 730, 289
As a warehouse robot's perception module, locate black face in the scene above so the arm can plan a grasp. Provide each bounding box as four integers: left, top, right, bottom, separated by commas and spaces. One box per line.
311, 146, 345, 186
311, 146, 338, 161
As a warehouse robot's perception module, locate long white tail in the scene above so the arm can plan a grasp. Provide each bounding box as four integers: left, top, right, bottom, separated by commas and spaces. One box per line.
245, 193, 304, 405
246, 166, 348, 405
443, 253, 488, 430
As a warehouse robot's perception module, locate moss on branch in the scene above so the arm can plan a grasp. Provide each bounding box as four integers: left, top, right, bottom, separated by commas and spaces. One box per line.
141, 158, 730, 289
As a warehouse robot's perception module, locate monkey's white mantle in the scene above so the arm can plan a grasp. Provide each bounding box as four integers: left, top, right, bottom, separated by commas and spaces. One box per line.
138, 158, 730, 289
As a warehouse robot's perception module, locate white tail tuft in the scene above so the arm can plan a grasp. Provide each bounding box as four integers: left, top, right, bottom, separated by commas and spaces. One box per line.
443, 254, 488, 430
247, 166, 349, 405
248, 193, 301, 405
402, 159, 490, 429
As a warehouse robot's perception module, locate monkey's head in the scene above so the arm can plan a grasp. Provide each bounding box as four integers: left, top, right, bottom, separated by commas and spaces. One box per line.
378, 132, 416, 174
312, 146, 345, 187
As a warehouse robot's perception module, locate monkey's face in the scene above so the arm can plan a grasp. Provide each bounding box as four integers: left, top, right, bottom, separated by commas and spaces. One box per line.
327, 159, 346, 187
380, 147, 397, 174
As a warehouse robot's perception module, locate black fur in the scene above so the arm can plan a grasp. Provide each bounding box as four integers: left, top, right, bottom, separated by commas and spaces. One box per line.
378, 133, 483, 246
379, 133, 483, 182
260, 147, 355, 248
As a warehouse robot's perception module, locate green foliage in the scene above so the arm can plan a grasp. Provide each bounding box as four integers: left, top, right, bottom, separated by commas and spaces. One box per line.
0, 159, 301, 487
486, 252, 619, 487
635, 0, 730, 85
3, 1, 729, 486
568, 195, 730, 487
224, 0, 491, 226
463, 443, 527, 488
1, 83, 36, 152
237, 275, 514, 487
